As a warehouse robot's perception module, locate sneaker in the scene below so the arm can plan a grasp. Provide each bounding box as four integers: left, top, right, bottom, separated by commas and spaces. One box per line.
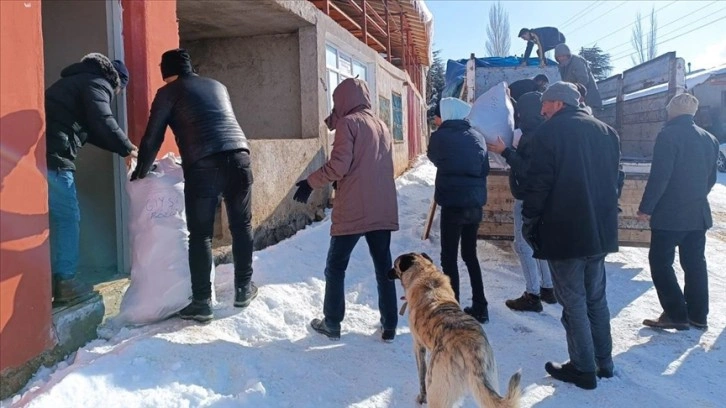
178, 299, 213, 323
540, 287, 557, 304
310, 318, 341, 340
234, 282, 259, 308
53, 277, 94, 304
382, 328, 396, 343
464, 302, 489, 324
643, 313, 689, 331
688, 319, 708, 330
545, 361, 597, 390
505, 292, 543, 312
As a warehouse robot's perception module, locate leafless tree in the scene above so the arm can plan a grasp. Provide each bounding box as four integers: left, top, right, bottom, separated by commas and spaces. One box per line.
631, 7, 658, 65
485, 1, 510, 57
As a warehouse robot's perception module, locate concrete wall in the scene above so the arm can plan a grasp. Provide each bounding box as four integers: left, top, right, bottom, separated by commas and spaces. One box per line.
0, 0, 54, 374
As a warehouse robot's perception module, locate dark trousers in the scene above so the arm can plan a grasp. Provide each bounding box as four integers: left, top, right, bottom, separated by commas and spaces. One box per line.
549, 254, 613, 373
439, 206, 487, 306
322, 230, 398, 330
649, 229, 709, 323
184, 150, 254, 301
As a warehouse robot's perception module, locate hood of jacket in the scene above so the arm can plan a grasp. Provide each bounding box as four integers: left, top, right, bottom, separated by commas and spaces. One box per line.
332, 78, 372, 117
517, 91, 544, 133
60, 53, 121, 90
440, 97, 472, 121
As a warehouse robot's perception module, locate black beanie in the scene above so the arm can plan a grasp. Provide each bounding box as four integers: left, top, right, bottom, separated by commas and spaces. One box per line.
160, 48, 193, 79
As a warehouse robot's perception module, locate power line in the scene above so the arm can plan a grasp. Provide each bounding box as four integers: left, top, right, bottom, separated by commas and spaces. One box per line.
567, 1, 629, 35
609, 12, 726, 63
602, 3, 724, 56
559, 1, 601, 29
583, 0, 679, 47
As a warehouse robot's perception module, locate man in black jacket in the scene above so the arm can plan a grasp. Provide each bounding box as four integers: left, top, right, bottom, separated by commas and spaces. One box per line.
519, 27, 566, 67
487, 92, 556, 312
131, 49, 256, 322
523, 82, 620, 390
45, 53, 137, 303
638, 93, 719, 331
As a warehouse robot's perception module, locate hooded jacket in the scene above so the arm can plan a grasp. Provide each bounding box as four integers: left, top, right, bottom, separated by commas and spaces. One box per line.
502, 91, 545, 199
45, 53, 134, 171
307, 78, 399, 236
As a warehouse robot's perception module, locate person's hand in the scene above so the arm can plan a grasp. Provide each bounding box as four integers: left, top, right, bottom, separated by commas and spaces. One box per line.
293, 180, 313, 203
539, 60, 547, 68
486, 136, 507, 155
520, 60, 528, 67
129, 145, 139, 158
637, 211, 650, 223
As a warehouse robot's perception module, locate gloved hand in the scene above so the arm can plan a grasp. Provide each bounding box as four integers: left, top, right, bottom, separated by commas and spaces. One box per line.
521, 216, 541, 252
293, 180, 313, 203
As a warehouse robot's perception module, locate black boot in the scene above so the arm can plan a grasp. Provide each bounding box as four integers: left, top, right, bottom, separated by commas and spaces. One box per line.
505, 292, 543, 312
545, 361, 597, 390
178, 299, 213, 323
464, 301, 489, 324
643, 313, 689, 331
310, 318, 341, 340
539, 287, 557, 304
53, 276, 94, 304
234, 282, 259, 308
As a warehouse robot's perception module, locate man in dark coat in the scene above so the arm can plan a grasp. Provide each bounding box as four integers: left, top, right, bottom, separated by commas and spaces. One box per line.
555, 44, 602, 108
487, 91, 556, 312
519, 27, 566, 67
523, 82, 620, 390
45, 52, 136, 302
638, 93, 719, 331
131, 49, 255, 323
508, 75, 550, 102
428, 98, 490, 323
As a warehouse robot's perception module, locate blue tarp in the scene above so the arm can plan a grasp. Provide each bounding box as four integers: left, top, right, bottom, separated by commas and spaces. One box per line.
442, 56, 558, 98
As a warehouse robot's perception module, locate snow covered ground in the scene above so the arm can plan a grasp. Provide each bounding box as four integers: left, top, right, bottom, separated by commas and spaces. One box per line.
4, 158, 726, 408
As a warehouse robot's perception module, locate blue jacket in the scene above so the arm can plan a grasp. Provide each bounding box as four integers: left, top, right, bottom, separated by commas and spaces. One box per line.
427, 120, 489, 208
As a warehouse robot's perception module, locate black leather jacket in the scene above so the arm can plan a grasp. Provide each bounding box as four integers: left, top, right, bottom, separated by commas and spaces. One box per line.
135, 74, 249, 177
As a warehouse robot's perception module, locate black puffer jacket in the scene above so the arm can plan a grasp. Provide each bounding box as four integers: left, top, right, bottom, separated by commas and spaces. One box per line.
523, 105, 621, 260
427, 120, 489, 208
45, 53, 134, 171
135, 74, 249, 177
639, 115, 719, 231
502, 92, 545, 200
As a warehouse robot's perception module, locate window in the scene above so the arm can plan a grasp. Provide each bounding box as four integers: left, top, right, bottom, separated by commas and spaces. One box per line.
379, 95, 391, 129
391, 92, 403, 141
325, 44, 369, 111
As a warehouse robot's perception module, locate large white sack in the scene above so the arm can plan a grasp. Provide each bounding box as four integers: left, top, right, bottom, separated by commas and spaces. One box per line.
115, 154, 215, 326
467, 81, 515, 167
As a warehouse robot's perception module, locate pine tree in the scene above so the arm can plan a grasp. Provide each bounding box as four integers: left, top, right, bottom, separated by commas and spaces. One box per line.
579, 45, 613, 81
426, 49, 445, 105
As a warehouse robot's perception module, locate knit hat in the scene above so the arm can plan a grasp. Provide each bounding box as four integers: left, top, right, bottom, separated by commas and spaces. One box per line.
666, 93, 699, 118
541, 81, 580, 107
554, 43, 571, 57
112, 60, 129, 89
160, 48, 194, 79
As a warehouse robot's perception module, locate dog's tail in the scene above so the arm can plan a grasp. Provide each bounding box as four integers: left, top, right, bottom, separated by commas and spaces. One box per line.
471, 369, 521, 408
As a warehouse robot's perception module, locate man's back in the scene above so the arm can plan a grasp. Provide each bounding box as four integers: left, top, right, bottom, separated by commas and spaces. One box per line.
640, 115, 719, 231
525, 107, 620, 260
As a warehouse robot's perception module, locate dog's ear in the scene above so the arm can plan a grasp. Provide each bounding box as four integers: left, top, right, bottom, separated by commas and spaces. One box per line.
397, 253, 417, 273
420, 252, 433, 263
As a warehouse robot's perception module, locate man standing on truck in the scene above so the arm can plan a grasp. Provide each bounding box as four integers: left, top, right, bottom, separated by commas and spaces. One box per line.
555, 44, 602, 108
519, 27, 566, 67
523, 82, 620, 390
638, 93, 719, 331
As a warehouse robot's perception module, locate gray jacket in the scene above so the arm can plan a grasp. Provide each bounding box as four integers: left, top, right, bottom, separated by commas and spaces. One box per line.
559, 54, 602, 108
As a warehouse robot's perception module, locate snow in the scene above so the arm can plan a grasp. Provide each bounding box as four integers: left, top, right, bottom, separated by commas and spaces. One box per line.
602, 64, 726, 105
4, 158, 726, 408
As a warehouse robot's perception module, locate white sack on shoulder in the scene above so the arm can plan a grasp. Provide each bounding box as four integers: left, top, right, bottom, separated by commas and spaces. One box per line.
467, 81, 515, 166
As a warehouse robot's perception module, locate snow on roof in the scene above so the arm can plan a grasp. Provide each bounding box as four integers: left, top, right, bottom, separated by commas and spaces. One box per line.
603, 64, 726, 105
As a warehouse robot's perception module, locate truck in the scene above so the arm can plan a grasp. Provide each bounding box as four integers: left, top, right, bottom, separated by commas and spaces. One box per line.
443, 52, 689, 247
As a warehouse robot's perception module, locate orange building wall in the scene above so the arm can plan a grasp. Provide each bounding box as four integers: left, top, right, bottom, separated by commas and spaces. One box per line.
0, 0, 55, 372
122, 0, 179, 154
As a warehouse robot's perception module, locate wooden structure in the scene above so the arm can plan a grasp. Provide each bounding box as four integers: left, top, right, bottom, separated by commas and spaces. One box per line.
308, 0, 431, 94
475, 54, 687, 247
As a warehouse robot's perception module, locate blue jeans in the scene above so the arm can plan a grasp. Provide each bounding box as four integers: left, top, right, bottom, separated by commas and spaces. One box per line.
513, 200, 553, 295
47, 170, 81, 280
322, 230, 398, 330
549, 254, 613, 374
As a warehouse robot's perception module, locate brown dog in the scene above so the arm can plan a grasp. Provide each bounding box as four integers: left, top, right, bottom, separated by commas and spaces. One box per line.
388, 252, 521, 408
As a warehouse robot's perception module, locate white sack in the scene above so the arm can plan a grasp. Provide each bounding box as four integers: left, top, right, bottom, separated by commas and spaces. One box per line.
467, 81, 515, 167
115, 154, 215, 326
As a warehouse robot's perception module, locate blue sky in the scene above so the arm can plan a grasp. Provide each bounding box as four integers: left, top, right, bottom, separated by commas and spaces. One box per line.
425, 0, 726, 75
